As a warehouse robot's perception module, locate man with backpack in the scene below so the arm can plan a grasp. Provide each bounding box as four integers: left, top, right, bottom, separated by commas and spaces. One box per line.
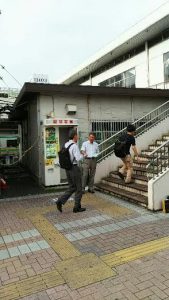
54, 129, 86, 213
115, 124, 140, 184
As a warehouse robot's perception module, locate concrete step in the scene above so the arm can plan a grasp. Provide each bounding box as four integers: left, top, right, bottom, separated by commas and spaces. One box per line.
141, 150, 153, 155
137, 154, 152, 162
101, 177, 148, 197
148, 145, 169, 151
110, 171, 148, 186
156, 140, 168, 146
162, 135, 169, 140
95, 183, 148, 206
142, 149, 166, 156
133, 166, 147, 175
149, 145, 159, 151
133, 160, 148, 168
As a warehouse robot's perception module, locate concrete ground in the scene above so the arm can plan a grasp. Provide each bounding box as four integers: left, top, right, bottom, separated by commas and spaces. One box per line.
1, 192, 169, 299
0, 165, 64, 199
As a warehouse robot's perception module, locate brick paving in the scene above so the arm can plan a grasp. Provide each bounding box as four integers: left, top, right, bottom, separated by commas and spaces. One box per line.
1, 193, 169, 299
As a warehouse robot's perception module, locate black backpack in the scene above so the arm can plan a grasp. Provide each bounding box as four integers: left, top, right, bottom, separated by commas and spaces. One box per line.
114, 135, 127, 158
58, 143, 74, 170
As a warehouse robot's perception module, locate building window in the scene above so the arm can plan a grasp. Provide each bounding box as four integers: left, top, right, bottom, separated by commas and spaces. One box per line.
99, 68, 135, 88
164, 52, 169, 81
91, 120, 131, 143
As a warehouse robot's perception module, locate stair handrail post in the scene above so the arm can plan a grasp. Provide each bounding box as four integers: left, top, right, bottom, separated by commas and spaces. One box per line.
147, 139, 169, 179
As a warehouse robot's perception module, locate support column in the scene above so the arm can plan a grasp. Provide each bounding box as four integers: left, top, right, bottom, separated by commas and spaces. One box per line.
145, 41, 150, 87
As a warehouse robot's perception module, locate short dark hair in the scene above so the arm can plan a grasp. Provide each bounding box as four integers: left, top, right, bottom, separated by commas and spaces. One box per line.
69, 129, 77, 139
127, 124, 136, 132
89, 132, 95, 137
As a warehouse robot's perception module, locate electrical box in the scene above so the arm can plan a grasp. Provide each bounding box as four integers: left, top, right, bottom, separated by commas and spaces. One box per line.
65, 104, 77, 115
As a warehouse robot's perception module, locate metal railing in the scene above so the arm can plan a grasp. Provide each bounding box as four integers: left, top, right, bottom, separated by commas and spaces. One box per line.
91, 120, 131, 144
146, 140, 169, 179
149, 80, 169, 90
97, 100, 169, 163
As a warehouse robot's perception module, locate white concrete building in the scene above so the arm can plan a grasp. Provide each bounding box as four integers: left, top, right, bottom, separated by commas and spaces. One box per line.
13, 83, 169, 186
58, 2, 169, 89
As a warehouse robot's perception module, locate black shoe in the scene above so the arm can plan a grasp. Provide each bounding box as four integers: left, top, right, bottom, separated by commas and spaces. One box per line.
56, 201, 62, 213
118, 172, 124, 180
73, 207, 86, 213
88, 189, 95, 193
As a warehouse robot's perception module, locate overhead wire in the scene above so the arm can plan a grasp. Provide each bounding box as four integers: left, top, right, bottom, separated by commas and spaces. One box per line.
0, 65, 22, 87
0, 76, 9, 89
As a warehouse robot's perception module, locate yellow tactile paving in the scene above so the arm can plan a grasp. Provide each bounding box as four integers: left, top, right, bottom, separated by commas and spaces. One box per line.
55, 253, 115, 289
82, 194, 133, 217
16, 205, 56, 218
0, 269, 64, 300
16, 193, 132, 218
29, 214, 81, 260
9, 199, 169, 297
101, 236, 169, 267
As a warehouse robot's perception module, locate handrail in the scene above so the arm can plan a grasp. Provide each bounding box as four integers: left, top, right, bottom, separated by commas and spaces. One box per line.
99, 100, 169, 147
146, 139, 169, 179
149, 139, 169, 155
97, 100, 169, 163
149, 80, 169, 89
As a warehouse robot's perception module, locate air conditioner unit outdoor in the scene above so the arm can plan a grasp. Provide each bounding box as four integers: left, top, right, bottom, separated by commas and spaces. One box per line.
65, 104, 77, 114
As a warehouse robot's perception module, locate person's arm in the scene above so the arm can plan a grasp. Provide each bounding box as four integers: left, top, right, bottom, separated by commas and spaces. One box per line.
132, 145, 141, 161
131, 136, 141, 161
73, 144, 81, 162
81, 142, 87, 157
132, 145, 139, 157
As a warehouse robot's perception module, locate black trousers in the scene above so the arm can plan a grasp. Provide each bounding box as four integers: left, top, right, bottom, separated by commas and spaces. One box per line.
58, 165, 82, 208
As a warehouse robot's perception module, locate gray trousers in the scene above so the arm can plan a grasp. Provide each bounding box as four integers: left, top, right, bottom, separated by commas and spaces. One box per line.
82, 158, 96, 191
58, 165, 82, 208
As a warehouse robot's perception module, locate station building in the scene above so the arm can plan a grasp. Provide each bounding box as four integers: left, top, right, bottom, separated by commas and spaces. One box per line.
12, 83, 169, 187
58, 2, 169, 90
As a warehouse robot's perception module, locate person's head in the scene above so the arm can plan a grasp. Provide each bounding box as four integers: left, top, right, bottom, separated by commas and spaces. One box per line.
88, 132, 95, 143
69, 129, 78, 142
127, 124, 136, 136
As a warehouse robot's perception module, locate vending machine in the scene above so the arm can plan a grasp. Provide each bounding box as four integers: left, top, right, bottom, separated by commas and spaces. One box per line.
42, 118, 78, 186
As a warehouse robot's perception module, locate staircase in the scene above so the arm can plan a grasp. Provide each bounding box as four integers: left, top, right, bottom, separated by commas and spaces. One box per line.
96, 133, 169, 206
95, 100, 169, 207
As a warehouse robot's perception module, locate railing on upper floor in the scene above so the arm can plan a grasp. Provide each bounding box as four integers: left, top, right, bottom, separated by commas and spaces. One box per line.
146, 139, 169, 179
149, 80, 169, 90
97, 100, 169, 163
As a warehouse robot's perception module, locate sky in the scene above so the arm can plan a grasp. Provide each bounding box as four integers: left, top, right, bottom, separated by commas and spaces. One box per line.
0, 0, 168, 88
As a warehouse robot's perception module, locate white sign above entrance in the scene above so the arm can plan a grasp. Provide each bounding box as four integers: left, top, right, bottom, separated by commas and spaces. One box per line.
44, 118, 78, 126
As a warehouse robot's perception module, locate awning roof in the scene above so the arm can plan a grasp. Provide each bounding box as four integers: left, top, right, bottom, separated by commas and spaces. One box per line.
14, 82, 169, 108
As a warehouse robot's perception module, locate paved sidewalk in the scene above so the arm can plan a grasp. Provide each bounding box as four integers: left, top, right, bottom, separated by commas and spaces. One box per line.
1, 192, 169, 299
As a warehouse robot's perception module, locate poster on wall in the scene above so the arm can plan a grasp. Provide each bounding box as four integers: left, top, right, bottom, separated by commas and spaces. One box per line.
45, 127, 56, 142
46, 143, 57, 158
45, 127, 59, 159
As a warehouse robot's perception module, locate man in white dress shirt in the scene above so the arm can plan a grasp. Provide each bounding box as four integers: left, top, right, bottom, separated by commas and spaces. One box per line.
81, 132, 99, 193
55, 129, 86, 213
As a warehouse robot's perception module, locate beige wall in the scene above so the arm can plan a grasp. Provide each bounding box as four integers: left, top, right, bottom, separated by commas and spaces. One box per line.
23, 92, 167, 181
39, 94, 166, 132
